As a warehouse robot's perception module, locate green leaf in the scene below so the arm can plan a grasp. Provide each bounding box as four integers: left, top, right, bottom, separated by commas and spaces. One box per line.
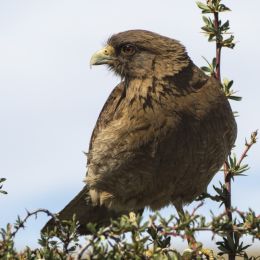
218, 4, 231, 12
196, 1, 212, 13
0, 178, 7, 183
202, 15, 209, 25
201, 66, 211, 73
212, 57, 216, 69
228, 95, 242, 101
86, 223, 97, 234
221, 20, 230, 32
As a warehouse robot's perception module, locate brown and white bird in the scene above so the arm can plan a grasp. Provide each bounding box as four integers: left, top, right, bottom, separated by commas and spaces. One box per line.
43, 30, 237, 234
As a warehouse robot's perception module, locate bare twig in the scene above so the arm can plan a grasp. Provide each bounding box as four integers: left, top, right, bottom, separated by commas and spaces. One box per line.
11, 208, 58, 238
77, 242, 93, 260
213, 12, 222, 81
237, 130, 258, 167
191, 201, 204, 217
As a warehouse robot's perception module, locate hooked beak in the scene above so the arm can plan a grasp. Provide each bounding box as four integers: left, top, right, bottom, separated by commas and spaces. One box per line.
90, 45, 115, 67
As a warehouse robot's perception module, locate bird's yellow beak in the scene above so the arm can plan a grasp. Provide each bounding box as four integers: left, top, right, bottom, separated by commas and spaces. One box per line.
90, 45, 115, 66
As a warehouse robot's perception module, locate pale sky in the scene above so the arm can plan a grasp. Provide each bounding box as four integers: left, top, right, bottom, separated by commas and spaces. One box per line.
0, 0, 260, 252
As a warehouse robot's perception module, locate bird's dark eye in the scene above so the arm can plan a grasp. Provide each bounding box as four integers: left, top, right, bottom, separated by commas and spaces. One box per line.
121, 44, 136, 56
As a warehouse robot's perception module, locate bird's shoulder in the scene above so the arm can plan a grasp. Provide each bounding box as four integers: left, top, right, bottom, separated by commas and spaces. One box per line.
87, 82, 125, 159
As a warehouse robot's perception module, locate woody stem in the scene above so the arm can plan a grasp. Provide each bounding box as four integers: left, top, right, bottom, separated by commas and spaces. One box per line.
214, 9, 235, 260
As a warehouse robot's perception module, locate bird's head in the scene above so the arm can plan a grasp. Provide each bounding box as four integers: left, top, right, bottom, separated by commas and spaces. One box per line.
90, 30, 190, 79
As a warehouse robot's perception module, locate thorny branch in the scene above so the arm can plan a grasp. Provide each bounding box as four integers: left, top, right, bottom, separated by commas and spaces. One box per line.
213, 11, 222, 81
237, 130, 258, 168
11, 208, 59, 238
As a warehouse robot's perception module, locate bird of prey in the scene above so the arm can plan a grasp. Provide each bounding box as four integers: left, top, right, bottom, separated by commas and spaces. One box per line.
43, 30, 237, 234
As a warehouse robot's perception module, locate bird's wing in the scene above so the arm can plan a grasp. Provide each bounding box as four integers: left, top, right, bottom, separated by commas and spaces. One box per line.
87, 82, 125, 164
85, 76, 183, 211
86, 79, 170, 173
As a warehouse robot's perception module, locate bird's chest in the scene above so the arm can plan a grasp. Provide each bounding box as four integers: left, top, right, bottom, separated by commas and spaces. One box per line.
120, 78, 174, 117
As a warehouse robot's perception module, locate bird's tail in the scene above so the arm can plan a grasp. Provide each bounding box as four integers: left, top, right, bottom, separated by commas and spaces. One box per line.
42, 185, 128, 235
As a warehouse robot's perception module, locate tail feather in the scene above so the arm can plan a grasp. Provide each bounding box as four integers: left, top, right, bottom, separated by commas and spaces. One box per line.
42, 185, 127, 235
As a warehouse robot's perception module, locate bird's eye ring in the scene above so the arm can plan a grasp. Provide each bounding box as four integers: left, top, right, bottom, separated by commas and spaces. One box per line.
121, 44, 136, 56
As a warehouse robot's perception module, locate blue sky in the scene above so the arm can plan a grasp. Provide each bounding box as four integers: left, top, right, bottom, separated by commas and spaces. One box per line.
0, 0, 260, 252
